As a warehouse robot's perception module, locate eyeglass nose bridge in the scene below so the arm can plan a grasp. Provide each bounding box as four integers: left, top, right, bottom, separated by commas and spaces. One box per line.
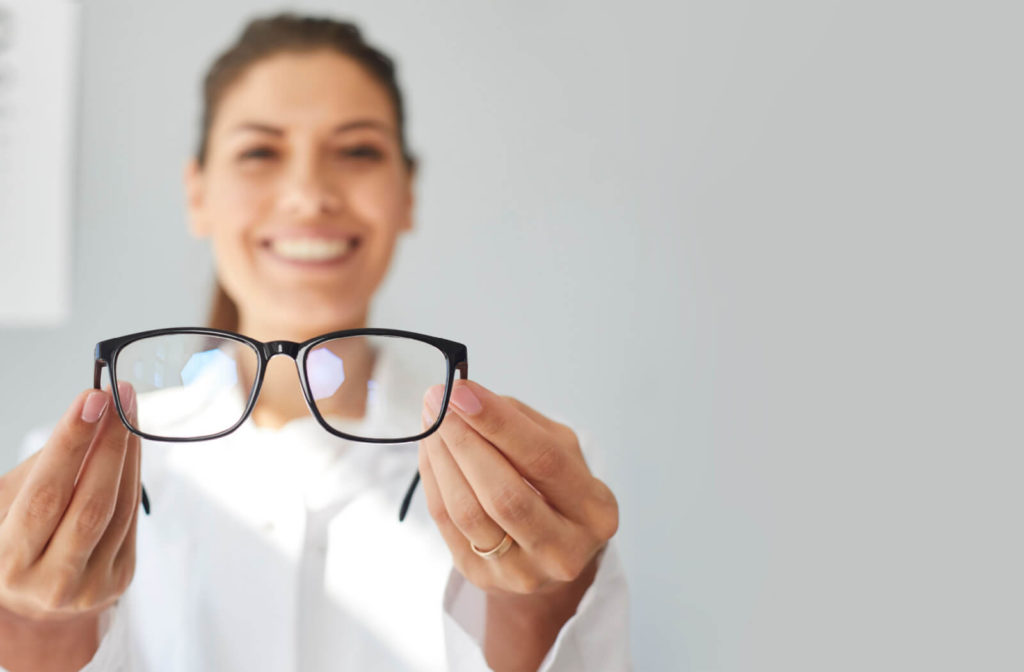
263, 340, 300, 360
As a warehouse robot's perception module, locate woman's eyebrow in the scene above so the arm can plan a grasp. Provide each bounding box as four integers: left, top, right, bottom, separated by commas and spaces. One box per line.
232, 122, 284, 136
229, 119, 392, 136
332, 119, 393, 135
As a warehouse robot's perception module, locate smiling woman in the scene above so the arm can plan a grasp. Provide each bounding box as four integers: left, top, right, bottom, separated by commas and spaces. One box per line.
0, 13, 629, 672
189, 47, 415, 343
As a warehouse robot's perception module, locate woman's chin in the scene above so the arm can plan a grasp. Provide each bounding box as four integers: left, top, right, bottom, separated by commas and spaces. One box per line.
238, 299, 369, 341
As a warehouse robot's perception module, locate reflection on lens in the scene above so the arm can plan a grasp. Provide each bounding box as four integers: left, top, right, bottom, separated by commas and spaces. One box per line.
115, 334, 258, 439
307, 347, 345, 400
305, 335, 449, 441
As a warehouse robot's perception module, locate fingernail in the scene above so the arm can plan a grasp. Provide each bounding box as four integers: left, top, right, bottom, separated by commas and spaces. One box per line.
424, 385, 444, 416
81, 391, 109, 423
117, 381, 136, 416
450, 383, 482, 415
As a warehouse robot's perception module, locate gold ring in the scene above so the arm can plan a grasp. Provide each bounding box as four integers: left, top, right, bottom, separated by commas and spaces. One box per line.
471, 532, 514, 559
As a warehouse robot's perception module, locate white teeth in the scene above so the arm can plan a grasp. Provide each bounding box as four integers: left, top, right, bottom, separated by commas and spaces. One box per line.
270, 238, 354, 261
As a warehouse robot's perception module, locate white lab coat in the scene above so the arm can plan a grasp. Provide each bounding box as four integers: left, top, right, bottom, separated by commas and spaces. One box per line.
10, 344, 630, 671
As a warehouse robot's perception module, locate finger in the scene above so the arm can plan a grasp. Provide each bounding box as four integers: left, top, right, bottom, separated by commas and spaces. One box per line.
108, 485, 140, 604
90, 407, 141, 566
81, 476, 140, 616
502, 396, 563, 435
430, 381, 595, 521
419, 410, 507, 552
418, 439, 486, 571
43, 383, 134, 572
426, 397, 570, 554
415, 446, 548, 594
500, 396, 590, 473
0, 390, 109, 563
498, 395, 617, 539
503, 397, 589, 466
111, 478, 140, 588
417, 439, 469, 562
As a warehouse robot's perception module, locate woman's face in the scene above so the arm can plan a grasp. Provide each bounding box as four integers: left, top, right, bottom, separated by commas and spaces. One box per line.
186, 49, 413, 341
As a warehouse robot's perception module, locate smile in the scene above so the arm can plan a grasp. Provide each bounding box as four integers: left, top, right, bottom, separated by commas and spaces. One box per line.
265, 237, 360, 263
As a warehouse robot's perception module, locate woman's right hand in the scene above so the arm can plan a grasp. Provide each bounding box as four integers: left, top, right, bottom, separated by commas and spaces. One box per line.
0, 385, 141, 671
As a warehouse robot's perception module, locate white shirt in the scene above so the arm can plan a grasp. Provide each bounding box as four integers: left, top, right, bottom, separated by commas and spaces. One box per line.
12, 344, 630, 671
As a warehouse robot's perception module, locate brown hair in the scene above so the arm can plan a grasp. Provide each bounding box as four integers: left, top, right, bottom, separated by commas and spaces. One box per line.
198, 13, 416, 331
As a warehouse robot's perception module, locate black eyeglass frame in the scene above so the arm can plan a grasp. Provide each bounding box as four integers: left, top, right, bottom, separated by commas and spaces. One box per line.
93, 326, 468, 522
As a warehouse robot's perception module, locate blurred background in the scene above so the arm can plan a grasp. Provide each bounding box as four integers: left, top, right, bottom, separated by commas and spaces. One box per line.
1, 0, 1021, 669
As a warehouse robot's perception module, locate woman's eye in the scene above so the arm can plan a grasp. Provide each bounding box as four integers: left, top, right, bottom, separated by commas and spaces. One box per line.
336, 145, 383, 161
239, 147, 278, 161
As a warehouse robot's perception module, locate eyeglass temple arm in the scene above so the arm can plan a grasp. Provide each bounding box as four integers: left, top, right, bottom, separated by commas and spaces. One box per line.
398, 361, 468, 522
398, 472, 420, 522
94, 360, 151, 516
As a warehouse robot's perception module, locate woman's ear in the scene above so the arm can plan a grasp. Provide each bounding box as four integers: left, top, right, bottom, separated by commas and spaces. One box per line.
185, 159, 210, 238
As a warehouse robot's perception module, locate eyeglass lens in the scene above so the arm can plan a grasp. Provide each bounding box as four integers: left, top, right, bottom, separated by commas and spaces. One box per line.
304, 335, 449, 440
114, 333, 258, 439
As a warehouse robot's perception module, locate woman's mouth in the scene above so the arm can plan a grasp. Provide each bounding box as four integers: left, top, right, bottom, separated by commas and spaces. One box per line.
264, 236, 360, 265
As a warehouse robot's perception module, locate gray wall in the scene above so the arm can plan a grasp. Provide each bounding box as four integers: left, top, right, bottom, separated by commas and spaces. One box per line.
1, 1, 1021, 669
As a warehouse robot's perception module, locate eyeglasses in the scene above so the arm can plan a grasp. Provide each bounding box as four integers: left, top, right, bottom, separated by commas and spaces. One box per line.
93, 327, 468, 522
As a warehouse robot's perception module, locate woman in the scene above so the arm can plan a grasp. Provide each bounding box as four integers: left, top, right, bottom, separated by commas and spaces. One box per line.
0, 14, 628, 672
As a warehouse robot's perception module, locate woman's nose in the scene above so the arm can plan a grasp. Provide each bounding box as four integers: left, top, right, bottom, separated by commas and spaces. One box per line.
278, 164, 342, 219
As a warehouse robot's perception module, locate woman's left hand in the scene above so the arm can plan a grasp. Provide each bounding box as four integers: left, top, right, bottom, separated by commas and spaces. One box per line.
418, 379, 619, 598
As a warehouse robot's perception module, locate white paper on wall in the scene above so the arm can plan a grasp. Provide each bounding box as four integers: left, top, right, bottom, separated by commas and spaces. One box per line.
0, 0, 79, 326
